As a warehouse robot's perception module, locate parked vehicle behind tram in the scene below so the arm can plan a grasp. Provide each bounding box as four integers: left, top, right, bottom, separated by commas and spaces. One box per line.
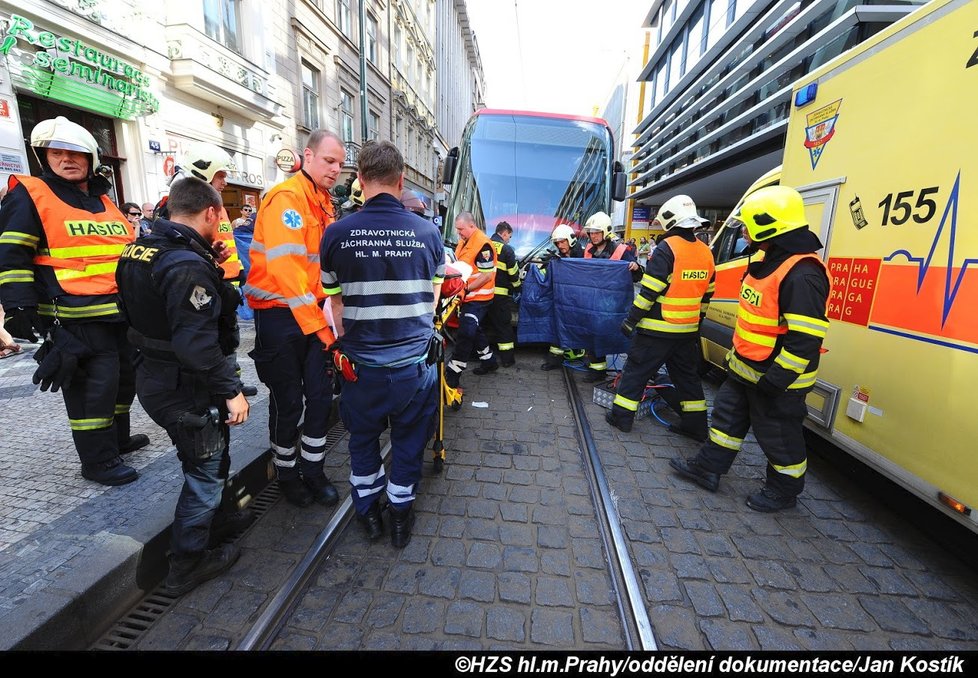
441, 109, 627, 262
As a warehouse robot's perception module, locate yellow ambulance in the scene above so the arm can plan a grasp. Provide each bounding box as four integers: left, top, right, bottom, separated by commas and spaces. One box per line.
702, 0, 978, 531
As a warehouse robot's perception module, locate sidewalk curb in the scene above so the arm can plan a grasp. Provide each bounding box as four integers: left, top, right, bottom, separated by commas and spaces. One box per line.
8, 449, 273, 651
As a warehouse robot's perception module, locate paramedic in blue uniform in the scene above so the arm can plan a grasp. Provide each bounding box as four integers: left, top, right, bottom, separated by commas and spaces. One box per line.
320, 140, 444, 548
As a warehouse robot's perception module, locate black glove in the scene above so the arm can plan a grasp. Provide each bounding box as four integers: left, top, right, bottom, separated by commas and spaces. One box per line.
32, 326, 92, 392
620, 317, 637, 337
4, 307, 44, 342
755, 375, 782, 397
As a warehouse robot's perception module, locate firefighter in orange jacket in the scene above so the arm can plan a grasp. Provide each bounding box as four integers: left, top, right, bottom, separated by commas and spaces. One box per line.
155, 143, 258, 398
243, 130, 342, 507
0, 117, 148, 485
671, 186, 831, 512
606, 196, 715, 438
445, 211, 497, 390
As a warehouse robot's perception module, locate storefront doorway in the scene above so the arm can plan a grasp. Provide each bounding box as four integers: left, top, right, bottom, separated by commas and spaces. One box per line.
17, 95, 126, 205
222, 185, 260, 223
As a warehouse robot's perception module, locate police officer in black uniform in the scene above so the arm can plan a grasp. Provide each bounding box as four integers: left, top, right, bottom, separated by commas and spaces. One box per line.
116, 178, 249, 595
485, 221, 521, 368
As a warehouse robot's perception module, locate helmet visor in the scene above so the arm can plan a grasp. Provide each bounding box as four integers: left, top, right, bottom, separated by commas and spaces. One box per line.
34, 140, 92, 154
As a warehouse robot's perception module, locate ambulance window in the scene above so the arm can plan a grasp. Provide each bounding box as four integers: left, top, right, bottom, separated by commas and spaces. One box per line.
712, 216, 751, 264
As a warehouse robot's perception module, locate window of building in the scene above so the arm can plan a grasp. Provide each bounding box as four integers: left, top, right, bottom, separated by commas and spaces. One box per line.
337, 0, 352, 37
668, 35, 685, 90
406, 44, 415, 80
733, 0, 750, 22
369, 110, 380, 140
395, 116, 404, 146
366, 13, 378, 64
340, 89, 355, 142
301, 61, 320, 129
393, 26, 402, 69
686, 3, 705, 69
203, 0, 241, 53
705, 0, 727, 51
661, 0, 675, 34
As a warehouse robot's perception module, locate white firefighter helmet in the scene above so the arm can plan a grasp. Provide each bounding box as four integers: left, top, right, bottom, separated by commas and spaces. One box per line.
179, 142, 232, 184
655, 195, 708, 230
29, 116, 100, 169
551, 223, 577, 247
583, 211, 614, 239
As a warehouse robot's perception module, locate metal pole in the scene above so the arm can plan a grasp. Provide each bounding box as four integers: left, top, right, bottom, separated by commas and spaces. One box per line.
358, 0, 369, 144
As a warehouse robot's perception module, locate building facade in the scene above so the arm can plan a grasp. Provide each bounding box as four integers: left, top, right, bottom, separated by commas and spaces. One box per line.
291, 0, 394, 193
0, 0, 479, 219
389, 0, 438, 206
433, 0, 484, 172
630, 0, 925, 220
0, 0, 296, 220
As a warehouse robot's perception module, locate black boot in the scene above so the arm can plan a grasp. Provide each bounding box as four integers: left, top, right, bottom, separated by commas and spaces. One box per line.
279, 477, 314, 507
499, 351, 515, 367
445, 367, 462, 389
583, 369, 607, 383
669, 456, 720, 492
163, 544, 240, 596
304, 474, 339, 506
472, 359, 498, 375
668, 424, 708, 443
208, 508, 257, 547
357, 502, 384, 541
119, 434, 150, 455
746, 486, 797, 512
389, 506, 415, 548
605, 409, 633, 433
81, 456, 138, 486
540, 354, 563, 371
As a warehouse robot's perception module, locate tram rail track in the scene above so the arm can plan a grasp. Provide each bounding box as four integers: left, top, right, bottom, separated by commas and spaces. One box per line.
98, 359, 657, 651
562, 367, 657, 651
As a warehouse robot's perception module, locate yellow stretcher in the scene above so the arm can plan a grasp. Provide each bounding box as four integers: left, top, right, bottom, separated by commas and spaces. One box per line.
431, 287, 464, 474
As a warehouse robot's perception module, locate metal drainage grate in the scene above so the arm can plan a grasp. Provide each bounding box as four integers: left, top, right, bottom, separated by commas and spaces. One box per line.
91, 421, 347, 650
91, 481, 281, 651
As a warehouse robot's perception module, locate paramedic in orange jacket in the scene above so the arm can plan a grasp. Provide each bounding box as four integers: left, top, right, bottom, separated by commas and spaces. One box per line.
244, 130, 342, 507
0, 117, 148, 486
445, 211, 497, 390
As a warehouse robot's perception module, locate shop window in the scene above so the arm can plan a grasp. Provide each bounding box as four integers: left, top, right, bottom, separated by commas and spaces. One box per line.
203, 0, 241, 54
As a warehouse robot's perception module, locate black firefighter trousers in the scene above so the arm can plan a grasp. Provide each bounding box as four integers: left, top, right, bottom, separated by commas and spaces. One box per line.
610, 332, 707, 436
60, 321, 137, 466
694, 376, 809, 497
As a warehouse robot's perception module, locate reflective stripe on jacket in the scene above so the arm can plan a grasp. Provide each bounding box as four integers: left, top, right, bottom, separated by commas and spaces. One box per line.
244, 172, 334, 334
15, 175, 130, 298
635, 237, 715, 334
455, 227, 496, 303
216, 206, 243, 281
490, 235, 520, 296
730, 253, 831, 391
